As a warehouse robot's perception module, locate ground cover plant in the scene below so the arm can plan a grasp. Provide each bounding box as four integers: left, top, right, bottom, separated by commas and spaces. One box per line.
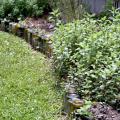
0, 31, 62, 120
53, 14, 120, 110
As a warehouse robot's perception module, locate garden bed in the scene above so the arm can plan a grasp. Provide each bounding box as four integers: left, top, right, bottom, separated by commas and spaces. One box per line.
90, 103, 120, 120
22, 17, 54, 32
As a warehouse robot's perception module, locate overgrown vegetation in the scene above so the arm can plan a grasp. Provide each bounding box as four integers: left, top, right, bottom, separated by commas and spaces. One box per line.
50, 0, 86, 22
53, 13, 120, 110
0, 0, 51, 21
0, 32, 62, 120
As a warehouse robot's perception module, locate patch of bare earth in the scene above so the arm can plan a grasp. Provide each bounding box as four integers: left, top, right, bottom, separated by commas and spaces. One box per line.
23, 16, 54, 32
90, 103, 120, 120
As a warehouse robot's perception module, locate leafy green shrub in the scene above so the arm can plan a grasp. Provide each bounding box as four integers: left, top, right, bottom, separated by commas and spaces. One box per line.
0, 6, 4, 18
26, 0, 50, 17
49, 9, 61, 26
0, 0, 14, 18
0, 0, 50, 20
53, 15, 120, 109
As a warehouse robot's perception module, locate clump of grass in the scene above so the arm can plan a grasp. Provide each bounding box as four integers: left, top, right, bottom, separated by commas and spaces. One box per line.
0, 32, 62, 120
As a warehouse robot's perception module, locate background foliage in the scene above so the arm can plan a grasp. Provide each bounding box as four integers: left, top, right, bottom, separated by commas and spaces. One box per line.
49, 0, 86, 22
0, 0, 50, 20
53, 14, 120, 110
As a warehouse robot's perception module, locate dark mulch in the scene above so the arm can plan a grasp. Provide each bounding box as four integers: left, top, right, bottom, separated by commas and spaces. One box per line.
90, 103, 120, 120
23, 16, 54, 32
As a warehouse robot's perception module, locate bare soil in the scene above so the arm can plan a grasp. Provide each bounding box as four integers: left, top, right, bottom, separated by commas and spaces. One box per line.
23, 17, 54, 32
90, 103, 120, 120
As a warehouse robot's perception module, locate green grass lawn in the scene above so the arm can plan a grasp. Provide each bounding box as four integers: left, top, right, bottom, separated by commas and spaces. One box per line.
0, 32, 62, 120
